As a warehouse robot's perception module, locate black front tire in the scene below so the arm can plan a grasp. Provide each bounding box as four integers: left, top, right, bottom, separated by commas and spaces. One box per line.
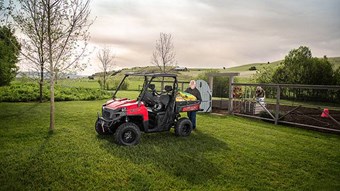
114, 123, 141, 146
95, 119, 113, 135
175, 118, 193, 136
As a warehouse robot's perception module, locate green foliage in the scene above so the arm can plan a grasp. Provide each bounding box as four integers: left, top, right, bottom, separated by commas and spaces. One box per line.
0, 82, 111, 102
253, 65, 276, 83
248, 66, 257, 71
0, 101, 339, 190
0, 26, 20, 86
334, 67, 340, 85
270, 47, 335, 85
198, 70, 238, 98
256, 46, 337, 85
255, 46, 340, 102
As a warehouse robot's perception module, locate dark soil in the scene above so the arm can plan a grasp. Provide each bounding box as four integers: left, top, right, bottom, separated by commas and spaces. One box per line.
212, 100, 340, 130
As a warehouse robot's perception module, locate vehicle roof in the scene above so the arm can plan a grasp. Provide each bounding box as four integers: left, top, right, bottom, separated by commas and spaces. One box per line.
124, 72, 177, 78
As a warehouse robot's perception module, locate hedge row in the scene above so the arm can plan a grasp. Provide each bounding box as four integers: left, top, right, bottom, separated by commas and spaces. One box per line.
0, 83, 111, 102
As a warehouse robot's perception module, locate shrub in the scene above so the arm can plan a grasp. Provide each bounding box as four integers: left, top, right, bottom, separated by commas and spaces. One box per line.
0, 82, 111, 102
249, 66, 257, 71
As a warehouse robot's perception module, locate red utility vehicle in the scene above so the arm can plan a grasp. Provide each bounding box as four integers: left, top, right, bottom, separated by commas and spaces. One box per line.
95, 73, 200, 146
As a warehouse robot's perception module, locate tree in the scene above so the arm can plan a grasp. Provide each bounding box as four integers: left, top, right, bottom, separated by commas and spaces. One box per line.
0, 25, 20, 86
12, 0, 48, 102
255, 46, 337, 101
97, 47, 116, 90
12, 0, 92, 131
254, 65, 275, 83
151, 33, 176, 73
273, 46, 334, 85
280, 46, 312, 84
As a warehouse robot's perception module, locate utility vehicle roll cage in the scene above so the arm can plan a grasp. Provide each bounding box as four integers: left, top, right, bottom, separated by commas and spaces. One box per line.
112, 72, 178, 106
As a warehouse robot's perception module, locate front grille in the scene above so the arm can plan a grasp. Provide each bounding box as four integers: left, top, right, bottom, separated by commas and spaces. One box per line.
102, 108, 113, 120
102, 108, 122, 120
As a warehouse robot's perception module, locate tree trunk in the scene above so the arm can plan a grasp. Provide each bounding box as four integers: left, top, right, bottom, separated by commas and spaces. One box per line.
49, 74, 55, 131
39, 65, 43, 103
47, 0, 54, 131
103, 72, 106, 90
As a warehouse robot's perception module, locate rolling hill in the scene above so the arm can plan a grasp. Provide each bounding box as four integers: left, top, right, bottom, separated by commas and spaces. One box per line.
227, 56, 340, 72
97, 56, 340, 83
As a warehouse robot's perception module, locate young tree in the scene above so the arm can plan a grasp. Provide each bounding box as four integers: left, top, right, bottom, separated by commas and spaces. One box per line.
12, 0, 48, 102
0, 26, 20, 86
12, 0, 93, 131
97, 47, 116, 90
151, 33, 176, 73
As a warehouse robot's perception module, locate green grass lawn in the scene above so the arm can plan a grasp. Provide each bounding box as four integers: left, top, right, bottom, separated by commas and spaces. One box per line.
0, 99, 339, 190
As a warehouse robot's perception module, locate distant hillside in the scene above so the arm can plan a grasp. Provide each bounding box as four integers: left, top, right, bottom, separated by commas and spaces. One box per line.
227, 56, 340, 72
91, 56, 339, 82
226, 60, 282, 72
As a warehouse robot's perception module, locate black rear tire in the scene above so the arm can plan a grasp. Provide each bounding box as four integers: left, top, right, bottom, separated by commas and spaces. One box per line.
175, 118, 192, 136
95, 119, 113, 135
114, 123, 141, 146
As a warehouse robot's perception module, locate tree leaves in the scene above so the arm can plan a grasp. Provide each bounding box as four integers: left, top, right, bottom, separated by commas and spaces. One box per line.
0, 26, 20, 86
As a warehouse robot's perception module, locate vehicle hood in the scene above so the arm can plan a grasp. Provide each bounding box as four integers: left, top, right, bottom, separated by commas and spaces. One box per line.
103, 98, 138, 110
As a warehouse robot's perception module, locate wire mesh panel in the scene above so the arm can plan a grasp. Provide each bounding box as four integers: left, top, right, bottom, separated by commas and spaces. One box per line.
229, 83, 340, 133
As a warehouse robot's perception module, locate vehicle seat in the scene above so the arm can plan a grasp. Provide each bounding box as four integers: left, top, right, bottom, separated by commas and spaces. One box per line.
164, 85, 172, 93
142, 84, 157, 106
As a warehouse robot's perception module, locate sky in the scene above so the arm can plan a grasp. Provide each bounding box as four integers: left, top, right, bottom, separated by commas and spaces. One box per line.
9, 0, 340, 75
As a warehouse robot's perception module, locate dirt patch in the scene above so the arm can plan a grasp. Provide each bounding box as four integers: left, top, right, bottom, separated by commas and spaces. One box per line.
265, 104, 340, 130
213, 100, 340, 130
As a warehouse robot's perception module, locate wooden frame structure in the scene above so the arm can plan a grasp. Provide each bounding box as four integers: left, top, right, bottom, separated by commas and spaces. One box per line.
232, 83, 340, 134
208, 73, 240, 114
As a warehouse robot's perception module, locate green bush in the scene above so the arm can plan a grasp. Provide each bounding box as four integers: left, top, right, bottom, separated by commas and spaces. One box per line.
249, 66, 257, 71
254, 46, 340, 102
0, 82, 111, 102
198, 71, 238, 98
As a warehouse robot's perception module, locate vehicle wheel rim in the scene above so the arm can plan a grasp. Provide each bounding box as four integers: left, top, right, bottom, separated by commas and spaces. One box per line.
122, 130, 136, 143
182, 124, 190, 135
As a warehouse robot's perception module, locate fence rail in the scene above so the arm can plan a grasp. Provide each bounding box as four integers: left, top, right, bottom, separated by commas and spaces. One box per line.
215, 82, 340, 134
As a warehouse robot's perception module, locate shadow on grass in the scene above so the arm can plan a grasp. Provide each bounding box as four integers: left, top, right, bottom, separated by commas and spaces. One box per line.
98, 129, 229, 186
0, 102, 40, 120
18, 131, 55, 186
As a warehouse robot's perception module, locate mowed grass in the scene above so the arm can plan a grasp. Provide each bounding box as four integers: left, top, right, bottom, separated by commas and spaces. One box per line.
0, 99, 339, 190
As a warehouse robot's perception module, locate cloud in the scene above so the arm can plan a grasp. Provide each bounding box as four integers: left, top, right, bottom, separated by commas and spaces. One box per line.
82, 0, 340, 75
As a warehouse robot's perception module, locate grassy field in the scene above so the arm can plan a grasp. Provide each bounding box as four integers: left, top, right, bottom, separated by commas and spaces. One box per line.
59, 78, 100, 89
33, 56, 338, 91
0, 100, 339, 190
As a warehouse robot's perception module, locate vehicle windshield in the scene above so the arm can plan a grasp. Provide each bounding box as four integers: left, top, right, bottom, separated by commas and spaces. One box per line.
113, 75, 177, 101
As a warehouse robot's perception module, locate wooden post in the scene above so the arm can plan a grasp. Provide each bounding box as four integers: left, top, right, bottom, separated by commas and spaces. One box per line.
228, 76, 234, 114
208, 76, 213, 95
275, 85, 280, 125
